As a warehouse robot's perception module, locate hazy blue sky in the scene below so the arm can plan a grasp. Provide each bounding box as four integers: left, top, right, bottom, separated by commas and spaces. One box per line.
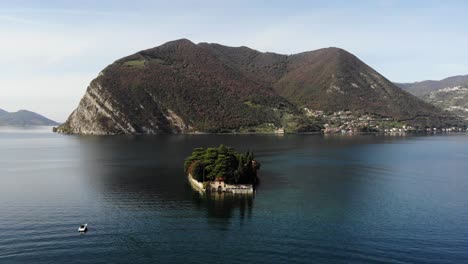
1, 0, 468, 121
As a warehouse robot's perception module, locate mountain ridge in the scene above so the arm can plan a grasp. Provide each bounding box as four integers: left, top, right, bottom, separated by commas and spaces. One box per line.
396, 74, 468, 120
0, 109, 59, 126
396, 74, 468, 96
57, 39, 463, 135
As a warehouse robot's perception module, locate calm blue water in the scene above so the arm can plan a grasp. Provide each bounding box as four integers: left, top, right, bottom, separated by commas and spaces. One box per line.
1, 127, 467, 263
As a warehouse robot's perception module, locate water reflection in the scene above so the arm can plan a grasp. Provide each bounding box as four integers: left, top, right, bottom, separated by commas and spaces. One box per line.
74, 134, 431, 227
3, 128, 468, 264
192, 191, 254, 220
76, 135, 258, 223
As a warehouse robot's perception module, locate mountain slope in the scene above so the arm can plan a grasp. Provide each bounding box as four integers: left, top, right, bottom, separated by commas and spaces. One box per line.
0, 109, 8, 117
396, 75, 468, 120
199, 44, 461, 127
273, 48, 457, 127
58, 39, 462, 135
58, 39, 302, 135
396, 75, 468, 96
0, 109, 59, 126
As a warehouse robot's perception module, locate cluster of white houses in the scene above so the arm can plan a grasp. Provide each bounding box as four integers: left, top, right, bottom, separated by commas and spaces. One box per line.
304, 108, 468, 134
425, 127, 468, 132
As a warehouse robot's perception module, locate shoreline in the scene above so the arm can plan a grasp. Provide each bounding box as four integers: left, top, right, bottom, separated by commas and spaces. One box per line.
53, 129, 468, 136
187, 173, 205, 194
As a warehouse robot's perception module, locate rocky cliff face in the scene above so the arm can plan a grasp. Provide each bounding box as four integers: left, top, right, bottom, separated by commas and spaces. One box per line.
58, 39, 462, 135
59, 79, 191, 135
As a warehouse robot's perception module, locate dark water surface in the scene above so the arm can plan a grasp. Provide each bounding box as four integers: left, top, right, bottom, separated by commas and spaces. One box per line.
1, 127, 467, 263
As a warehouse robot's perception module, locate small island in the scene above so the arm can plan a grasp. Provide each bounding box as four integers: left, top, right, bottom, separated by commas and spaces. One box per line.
184, 145, 261, 193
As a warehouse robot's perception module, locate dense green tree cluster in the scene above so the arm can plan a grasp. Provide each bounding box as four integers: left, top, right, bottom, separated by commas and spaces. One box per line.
184, 145, 260, 184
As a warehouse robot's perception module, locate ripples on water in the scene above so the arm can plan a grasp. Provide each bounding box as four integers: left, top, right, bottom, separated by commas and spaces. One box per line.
0, 127, 467, 263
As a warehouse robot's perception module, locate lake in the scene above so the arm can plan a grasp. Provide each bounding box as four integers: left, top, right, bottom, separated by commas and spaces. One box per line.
1, 127, 467, 263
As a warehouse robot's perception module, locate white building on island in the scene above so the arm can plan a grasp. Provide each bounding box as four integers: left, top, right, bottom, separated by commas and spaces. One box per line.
209, 178, 254, 193
188, 173, 254, 194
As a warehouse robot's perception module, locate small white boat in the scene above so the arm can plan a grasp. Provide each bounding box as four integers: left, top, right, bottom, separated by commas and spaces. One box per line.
78, 224, 88, 232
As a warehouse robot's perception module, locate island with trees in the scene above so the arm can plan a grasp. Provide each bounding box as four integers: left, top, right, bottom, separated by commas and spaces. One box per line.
184, 145, 261, 193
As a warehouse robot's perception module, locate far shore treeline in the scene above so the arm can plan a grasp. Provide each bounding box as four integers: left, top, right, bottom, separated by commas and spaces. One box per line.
184, 145, 260, 184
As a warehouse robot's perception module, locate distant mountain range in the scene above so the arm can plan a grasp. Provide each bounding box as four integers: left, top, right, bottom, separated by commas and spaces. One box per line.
396, 75, 468, 120
57, 39, 462, 135
0, 109, 59, 126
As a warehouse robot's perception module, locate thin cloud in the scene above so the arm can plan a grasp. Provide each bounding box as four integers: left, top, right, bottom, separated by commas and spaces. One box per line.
0, 14, 37, 25
1, 7, 140, 19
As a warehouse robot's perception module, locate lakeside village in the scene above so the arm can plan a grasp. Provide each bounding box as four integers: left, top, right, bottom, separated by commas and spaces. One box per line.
184, 145, 260, 194
303, 108, 468, 134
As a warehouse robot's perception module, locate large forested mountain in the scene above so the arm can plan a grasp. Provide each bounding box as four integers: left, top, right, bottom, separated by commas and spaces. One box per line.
58, 39, 461, 135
